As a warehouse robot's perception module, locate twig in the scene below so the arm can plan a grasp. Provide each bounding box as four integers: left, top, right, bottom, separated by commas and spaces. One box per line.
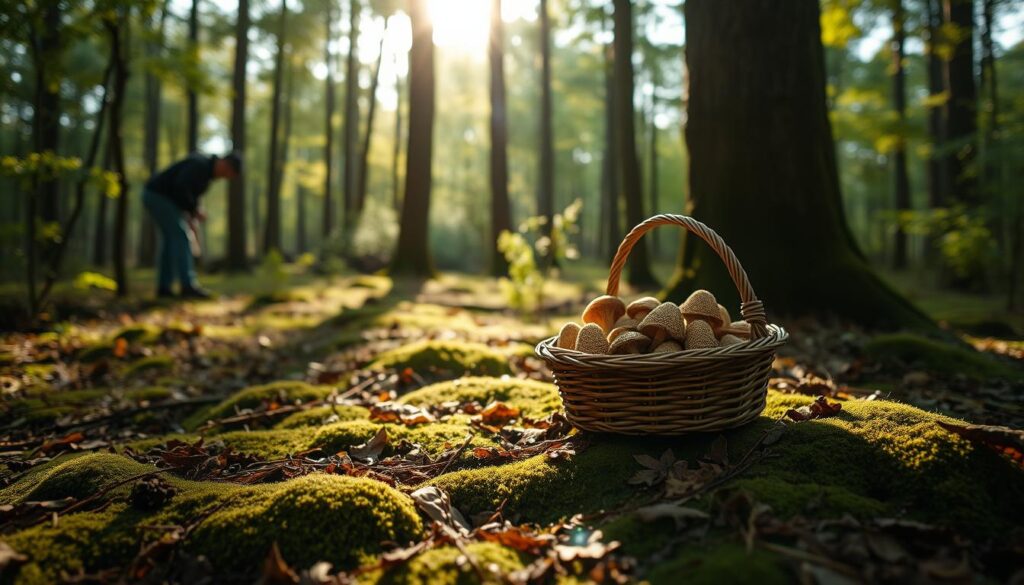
436, 431, 477, 477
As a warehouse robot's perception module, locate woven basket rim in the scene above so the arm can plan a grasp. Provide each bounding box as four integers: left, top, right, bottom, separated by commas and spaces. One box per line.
535, 324, 788, 368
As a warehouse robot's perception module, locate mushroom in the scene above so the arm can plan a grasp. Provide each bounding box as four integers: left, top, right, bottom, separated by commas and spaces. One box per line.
582, 295, 626, 332
574, 323, 610, 354
651, 340, 683, 353
638, 302, 687, 348
716, 304, 732, 334
608, 325, 635, 344
609, 331, 651, 355
719, 320, 752, 338
613, 315, 639, 329
556, 322, 581, 349
680, 290, 723, 329
684, 319, 719, 350
626, 297, 660, 321
720, 334, 744, 347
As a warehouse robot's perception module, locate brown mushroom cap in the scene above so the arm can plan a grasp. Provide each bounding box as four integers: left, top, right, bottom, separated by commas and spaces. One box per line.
651, 340, 683, 353
582, 295, 626, 332
680, 290, 723, 327
638, 302, 687, 347
719, 321, 752, 338
574, 323, 610, 354
607, 325, 635, 344
556, 322, 582, 349
717, 305, 731, 329
609, 331, 651, 354
613, 316, 638, 329
720, 334, 744, 347
626, 297, 660, 320
684, 319, 719, 349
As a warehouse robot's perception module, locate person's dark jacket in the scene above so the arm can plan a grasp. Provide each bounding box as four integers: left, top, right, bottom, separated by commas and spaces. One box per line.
145, 154, 215, 215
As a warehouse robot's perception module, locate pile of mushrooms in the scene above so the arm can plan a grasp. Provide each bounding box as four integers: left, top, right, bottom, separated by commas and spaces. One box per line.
555, 289, 752, 355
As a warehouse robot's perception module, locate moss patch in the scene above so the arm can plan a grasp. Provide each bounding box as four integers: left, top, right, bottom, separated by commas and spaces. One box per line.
369, 341, 512, 377
1, 453, 153, 504
375, 542, 524, 585
645, 542, 790, 585
274, 404, 370, 429
183, 381, 336, 430
397, 376, 561, 417
866, 333, 1023, 380
122, 354, 175, 376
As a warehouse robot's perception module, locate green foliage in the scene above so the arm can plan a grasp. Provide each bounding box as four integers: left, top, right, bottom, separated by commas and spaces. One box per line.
258, 248, 289, 294
72, 271, 117, 291
899, 207, 997, 281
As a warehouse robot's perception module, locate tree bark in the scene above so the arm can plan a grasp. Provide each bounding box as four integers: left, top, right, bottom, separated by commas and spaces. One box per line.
392, 66, 404, 211
390, 0, 434, 276
600, 13, 620, 262
296, 185, 307, 254
355, 26, 387, 219
613, 0, 657, 287
943, 0, 978, 206
263, 0, 288, 254
106, 16, 131, 297
891, 0, 911, 269
924, 0, 948, 213
187, 0, 199, 153
323, 1, 336, 240
489, 0, 511, 276
93, 141, 111, 267
538, 0, 555, 263
342, 0, 361, 235
32, 2, 61, 224
140, 3, 169, 267
665, 0, 931, 329
227, 0, 250, 269
648, 96, 660, 256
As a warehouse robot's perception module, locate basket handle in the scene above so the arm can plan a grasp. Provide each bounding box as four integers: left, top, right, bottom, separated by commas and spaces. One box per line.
606, 214, 770, 340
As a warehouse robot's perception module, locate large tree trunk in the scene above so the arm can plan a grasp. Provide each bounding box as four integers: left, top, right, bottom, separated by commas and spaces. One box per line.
32, 2, 61, 224
489, 0, 511, 276
891, 0, 911, 269
106, 17, 131, 297
263, 0, 288, 254
390, 0, 434, 276
355, 27, 388, 219
924, 0, 948, 213
187, 0, 199, 153
665, 0, 931, 329
537, 0, 555, 263
139, 4, 169, 267
227, 0, 250, 269
943, 0, 978, 206
323, 1, 336, 240
600, 16, 620, 262
342, 0, 361, 236
612, 0, 657, 287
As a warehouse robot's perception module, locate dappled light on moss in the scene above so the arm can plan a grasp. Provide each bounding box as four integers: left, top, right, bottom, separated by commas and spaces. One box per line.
369, 341, 512, 377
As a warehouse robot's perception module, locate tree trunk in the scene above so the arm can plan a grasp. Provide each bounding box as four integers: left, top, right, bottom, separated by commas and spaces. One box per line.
648, 96, 660, 256
356, 26, 387, 219
323, 1, 336, 240
106, 17, 131, 297
489, 0, 511, 276
943, 0, 978, 206
187, 0, 199, 153
227, 0, 250, 269
342, 0, 361, 235
263, 0, 288, 255
924, 0, 947, 213
93, 141, 111, 267
613, 0, 657, 287
665, 0, 931, 329
296, 185, 307, 254
600, 15, 620, 262
891, 0, 911, 269
140, 4, 168, 267
33, 2, 61, 224
392, 68, 404, 211
390, 0, 434, 277
538, 0, 555, 263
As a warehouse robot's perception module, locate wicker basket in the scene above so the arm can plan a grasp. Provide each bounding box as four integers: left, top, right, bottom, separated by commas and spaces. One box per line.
535, 214, 788, 435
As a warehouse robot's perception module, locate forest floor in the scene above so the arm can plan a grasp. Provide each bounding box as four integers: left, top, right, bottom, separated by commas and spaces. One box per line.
1, 268, 1023, 584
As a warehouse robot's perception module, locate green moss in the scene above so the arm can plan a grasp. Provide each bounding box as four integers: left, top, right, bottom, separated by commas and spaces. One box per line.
313, 420, 489, 456
730, 477, 887, 518
866, 333, 1023, 380
646, 542, 789, 585
123, 386, 174, 401
112, 323, 160, 344
1, 453, 153, 504
375, 542, 524, 585
77, 343, 113, 363
122, 355, 174, 376
398, 377, 561, 418
189, 474, 422, 572
183, 381, 336, 430
274, 404, 371, 429
369, 341, 512, 377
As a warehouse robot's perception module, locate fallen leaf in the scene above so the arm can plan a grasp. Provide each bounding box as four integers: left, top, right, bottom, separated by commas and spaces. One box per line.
478, 401, 521, 427
786, 396, 842, 422
113, 337, 128, 358
348, 428, 389, 464
259, 542, 298, 584
634, 503, 709, 529
0, 541, 28, 571
409, 486, 471, 534
937, 421, 1024, 466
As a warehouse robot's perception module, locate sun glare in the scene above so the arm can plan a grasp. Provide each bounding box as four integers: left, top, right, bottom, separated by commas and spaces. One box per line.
428, 0, 492, 51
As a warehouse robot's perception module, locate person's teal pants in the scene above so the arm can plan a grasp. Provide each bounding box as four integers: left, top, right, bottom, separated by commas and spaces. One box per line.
143, 188, 197, 292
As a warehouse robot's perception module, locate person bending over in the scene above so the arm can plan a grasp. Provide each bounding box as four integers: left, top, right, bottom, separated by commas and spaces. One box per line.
143, 152, 242, 298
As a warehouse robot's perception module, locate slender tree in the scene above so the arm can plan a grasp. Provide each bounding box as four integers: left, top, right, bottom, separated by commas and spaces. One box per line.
537, 0, 555, 262
647, 94, 660, 256
30, 2, 62, 224
227, 0, 250, 269
264, 0, 288, 254
139, 3, 169, 267
612, 0, 657, 287
943, 0, 978, 206
489, 0, 511, 276
924, 0, 948, 214
187, 0, 199, 153
323, 0, 336, 239
105, 13, 131, 297
355, 24, 388, 218
666, 0, 931, 328
600, 12, 619, 261
392, 59, 404, 211
891, 0, 911, 269
342, 0, 361, 233
93, 141, 111, 267
391, 0, 434, 276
